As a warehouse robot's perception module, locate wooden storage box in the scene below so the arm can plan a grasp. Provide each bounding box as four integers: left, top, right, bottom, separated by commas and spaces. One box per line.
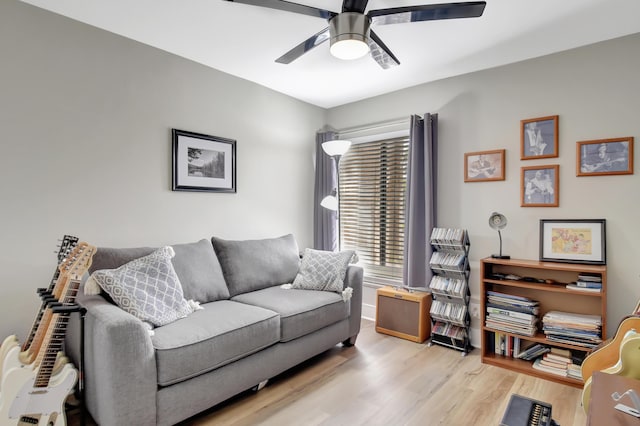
375, 286, 432, 343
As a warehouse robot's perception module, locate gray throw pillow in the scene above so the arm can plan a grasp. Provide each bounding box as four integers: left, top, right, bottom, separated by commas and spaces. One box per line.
211, 234, 300, 296
89, 246, 195, 327
171, 239, 229, 302
89, 240, 229, 303
292, 248, 355, 293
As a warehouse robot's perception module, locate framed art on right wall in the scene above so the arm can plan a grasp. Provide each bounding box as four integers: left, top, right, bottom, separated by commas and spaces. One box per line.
576, 137, 634, 176
539, 219, 606, 265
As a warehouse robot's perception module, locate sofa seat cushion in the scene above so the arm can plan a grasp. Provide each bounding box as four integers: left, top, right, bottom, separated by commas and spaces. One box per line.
151, 300, 280, 386
231, 286, 349, 342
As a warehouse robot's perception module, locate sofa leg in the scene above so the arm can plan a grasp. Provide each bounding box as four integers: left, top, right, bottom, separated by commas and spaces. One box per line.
342, 335, 357, 347
252, 379, 268, 392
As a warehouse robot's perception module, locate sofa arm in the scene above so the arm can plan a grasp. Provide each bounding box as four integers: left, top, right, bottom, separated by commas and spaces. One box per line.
79, 294, 157, 426
344, 265, 363, 342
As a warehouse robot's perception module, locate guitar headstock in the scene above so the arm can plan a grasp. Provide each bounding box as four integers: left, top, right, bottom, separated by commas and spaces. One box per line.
66, 242, 97, 281
56, 235, 79, 264
58, 242, 97, 281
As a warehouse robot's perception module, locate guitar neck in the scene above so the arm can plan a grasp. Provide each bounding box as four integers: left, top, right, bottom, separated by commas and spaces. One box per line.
33, 279, 81, 388
22, 236, 78, 352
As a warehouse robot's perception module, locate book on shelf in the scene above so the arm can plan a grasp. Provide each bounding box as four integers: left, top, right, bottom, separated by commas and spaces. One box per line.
532, 358, 567, 377
574, 280, 602, 288
486, 291, 540, 308
519, 345, 550, 361
577, 273, 602, 283
486, 305, 538, 321
565, 284, 601, 293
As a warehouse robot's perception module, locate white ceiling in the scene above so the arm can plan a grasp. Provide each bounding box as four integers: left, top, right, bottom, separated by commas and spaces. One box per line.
20, 0, 640, 108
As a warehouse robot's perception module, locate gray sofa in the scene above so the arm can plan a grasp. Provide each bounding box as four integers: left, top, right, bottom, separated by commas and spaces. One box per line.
66, 234, 362, 426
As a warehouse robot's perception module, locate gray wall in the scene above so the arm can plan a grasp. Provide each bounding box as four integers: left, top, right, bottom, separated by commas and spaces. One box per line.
2, 0, 639, 345
328, 33, 640, 341
0, 1, 324, 339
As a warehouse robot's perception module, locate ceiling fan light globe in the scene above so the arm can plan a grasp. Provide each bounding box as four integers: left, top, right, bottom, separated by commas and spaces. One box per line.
330, 38, 370, 60
329, 12, 371, 60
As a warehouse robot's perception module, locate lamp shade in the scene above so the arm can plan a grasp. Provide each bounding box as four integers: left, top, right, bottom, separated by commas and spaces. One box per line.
322, 139, 352, 157
320, 194, 339, 211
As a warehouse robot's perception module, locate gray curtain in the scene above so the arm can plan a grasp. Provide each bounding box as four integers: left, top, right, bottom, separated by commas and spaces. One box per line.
403, 113, 438, 288
313, 131, 338, 251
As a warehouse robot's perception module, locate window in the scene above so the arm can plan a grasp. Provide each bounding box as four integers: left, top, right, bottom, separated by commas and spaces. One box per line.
339, 135, 410, 283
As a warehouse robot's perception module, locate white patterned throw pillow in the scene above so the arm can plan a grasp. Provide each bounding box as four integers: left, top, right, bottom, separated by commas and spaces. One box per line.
291, 248, 356, 293
87, 246, 197, 327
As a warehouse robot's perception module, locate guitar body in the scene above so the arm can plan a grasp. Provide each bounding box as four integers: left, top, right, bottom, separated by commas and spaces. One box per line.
581, 316, 640, 382
2, 347, 68, 393
582, 329, 640, 412
0, 363, 76, 426
0, 336, 19, 382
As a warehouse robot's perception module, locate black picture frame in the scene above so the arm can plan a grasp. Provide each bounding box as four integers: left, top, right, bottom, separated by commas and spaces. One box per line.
172, 129, 236, 193
539, 219, 606, 265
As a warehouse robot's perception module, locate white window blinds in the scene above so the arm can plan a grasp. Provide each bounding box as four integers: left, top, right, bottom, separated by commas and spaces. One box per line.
339, 136, 410, 282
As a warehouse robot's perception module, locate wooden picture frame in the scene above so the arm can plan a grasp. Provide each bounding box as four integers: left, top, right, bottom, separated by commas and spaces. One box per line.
172, 129, 236, 193
521, 115, 559, 160
576, 137, 634, 176
521, 164, 559, 207
539, 219, 606, 265
464, 149, 505, 182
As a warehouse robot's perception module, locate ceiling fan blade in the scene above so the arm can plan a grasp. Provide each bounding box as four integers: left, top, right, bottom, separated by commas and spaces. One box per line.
341, 0, 370, 14
224, 0, 336, 20
368, 30, 400, 69
368, 1, 486, 25
275, 27, 331, 64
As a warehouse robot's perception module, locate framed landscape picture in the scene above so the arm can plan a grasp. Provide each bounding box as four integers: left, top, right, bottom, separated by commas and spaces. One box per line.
576, 137, 634, 177
464, 149, 505, 182
521, 115, 559, 160
172, 129, 236, 193
539, 219, 606, 265
521, 165, 559, 207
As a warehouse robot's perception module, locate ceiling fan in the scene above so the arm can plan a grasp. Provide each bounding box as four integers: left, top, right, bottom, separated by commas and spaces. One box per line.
224, 0, 487, 69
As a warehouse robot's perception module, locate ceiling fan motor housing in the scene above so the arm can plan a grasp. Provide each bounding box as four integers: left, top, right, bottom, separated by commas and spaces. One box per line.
329, 12, 371, 59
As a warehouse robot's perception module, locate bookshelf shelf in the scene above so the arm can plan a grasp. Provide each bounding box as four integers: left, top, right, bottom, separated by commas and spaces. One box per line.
428, 228, 472, 355
480, 257, 607, 388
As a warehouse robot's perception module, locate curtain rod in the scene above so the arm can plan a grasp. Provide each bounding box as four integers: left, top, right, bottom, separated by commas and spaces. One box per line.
335, 117, 410, 138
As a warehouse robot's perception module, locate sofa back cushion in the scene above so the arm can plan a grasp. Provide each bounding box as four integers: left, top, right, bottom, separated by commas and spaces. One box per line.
211, 234, 300, 297
89, 239, 229, 303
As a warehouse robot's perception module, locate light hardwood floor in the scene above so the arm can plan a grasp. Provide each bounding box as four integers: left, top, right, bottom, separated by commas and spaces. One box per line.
70, 320, 588, 425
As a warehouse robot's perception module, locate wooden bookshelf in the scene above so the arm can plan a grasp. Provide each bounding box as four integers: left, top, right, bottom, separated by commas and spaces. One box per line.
480, 257, 607, 388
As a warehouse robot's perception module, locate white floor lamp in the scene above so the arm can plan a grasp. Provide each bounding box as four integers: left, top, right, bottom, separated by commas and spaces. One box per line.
320, 139, 351, 250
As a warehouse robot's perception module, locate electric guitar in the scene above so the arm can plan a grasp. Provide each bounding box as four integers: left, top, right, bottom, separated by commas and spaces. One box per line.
0, 236, 78, 386
581, 315, 640, 383
581, 318, 640, 412
0, 243, 95, 426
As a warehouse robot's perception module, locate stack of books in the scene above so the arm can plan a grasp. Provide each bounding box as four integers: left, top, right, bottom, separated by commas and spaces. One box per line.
542, 311, 602, 349
531, 347, 583, 379
565, 273, 602, 293
485, 291, 539, 336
